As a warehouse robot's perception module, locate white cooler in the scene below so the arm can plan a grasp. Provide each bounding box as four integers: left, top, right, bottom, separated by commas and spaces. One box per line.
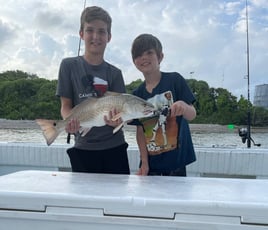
0, 170, 268, 229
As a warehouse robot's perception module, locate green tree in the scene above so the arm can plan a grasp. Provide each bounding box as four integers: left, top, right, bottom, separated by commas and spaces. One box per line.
0, 70, 267, 126
252, 106, 268, 126
0, 71, 60, 120
236, 95, 250, 125
125, 79, 143, 94
34, 79, 61, 119
214, 88, 238, 124
0, 70, 38, 81
186, 79, 216, 123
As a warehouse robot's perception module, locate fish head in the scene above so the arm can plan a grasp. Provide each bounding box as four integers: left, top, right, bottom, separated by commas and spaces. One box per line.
147, 91, 173, 110
123, 95, 156, 119
139, 101, 156, 117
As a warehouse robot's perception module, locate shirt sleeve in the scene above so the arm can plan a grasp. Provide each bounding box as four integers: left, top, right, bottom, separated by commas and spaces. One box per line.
174, 73, 196, 105
107, 65, 126, 93
56, 59, 74, 100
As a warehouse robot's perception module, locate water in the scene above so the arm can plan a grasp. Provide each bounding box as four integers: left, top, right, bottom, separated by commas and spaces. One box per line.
0, 126, 267, 149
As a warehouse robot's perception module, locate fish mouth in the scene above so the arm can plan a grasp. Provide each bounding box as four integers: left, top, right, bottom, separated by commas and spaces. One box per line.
143, 109, 155, 116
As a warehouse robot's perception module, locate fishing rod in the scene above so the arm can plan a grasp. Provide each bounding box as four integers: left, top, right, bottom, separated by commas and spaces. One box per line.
238, 0, 261, 148
77, 0, 87, 56
67, 0, 87, 144
246, 0, 251, 148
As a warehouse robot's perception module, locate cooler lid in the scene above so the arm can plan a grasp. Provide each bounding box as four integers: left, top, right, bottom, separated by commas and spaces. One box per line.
0, 170, 268, 225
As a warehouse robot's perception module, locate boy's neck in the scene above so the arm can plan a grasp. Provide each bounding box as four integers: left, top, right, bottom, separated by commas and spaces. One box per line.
144, 71, 161, 93
83, 53, 104, 65
144, 70, 161, 83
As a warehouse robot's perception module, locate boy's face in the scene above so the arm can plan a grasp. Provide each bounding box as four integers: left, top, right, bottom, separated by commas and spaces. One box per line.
80, 20, 111, 55
133, 49, 163, 74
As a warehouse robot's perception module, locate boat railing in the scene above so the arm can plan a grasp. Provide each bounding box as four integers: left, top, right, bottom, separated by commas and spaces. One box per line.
0, 143, 268, 178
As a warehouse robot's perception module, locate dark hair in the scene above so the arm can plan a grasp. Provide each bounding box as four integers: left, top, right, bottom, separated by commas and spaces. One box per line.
131, 34, 163, 60
80, 6, 112, 34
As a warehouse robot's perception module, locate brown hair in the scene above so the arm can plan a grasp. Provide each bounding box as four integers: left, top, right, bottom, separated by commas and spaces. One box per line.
80, 6, 112, 34
131, 34, 163, 60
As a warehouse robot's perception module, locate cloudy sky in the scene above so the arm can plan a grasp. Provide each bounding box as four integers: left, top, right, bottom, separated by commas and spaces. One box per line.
0, 0, 267, 101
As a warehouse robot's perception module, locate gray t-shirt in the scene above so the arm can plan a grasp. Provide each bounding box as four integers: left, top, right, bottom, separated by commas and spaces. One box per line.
56, 56, 126, 150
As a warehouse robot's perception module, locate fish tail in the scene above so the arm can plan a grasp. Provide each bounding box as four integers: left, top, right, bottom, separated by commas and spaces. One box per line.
36, 119, 62, 146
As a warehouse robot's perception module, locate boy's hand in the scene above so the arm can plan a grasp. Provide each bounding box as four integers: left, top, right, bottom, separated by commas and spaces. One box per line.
170, 100, 187, 117
170, 101, 196, 121
104, 108, 123, 127
66, 118, 80, 134
136, 162, 149, 176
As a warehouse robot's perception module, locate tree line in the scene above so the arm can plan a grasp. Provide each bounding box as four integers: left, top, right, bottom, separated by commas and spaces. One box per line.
0, 70, 267, 126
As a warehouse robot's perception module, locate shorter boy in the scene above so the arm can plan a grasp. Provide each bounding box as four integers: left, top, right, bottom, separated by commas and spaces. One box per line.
130, 34, 196, 176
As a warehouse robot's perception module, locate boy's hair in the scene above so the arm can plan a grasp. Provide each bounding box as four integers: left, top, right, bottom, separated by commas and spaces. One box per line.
131, 34, 163, 60
80, 6, 112, 34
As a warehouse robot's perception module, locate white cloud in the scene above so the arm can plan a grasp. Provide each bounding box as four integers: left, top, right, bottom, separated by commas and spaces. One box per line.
0, 19, 15, 47
224, 1, 242, 15
0, 0, 267, 101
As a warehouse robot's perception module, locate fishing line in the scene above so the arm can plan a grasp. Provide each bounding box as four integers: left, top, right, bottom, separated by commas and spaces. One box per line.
77, 0, 87, 56
68, 0, 87, 144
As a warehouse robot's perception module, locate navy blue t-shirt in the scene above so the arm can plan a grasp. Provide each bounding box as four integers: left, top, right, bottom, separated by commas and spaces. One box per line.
132, 72, 196, 173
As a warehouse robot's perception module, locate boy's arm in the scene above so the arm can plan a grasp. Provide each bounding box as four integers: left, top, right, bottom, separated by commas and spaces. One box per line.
60, 97, 73, 119
60, 97, 80, 133
136, 125, 149, 176
170, 101, 196, 121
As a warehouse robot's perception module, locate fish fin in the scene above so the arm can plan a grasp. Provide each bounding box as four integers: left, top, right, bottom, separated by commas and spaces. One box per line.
36, 119, 62, 146
111, 112, 122, 121
69, 97, 98, 116
80, 127, 91, 137
113, 122, 124, 134
104, 91, 121, 96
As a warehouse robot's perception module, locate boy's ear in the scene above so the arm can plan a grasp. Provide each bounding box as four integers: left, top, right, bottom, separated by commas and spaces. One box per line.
159, 52, 164, 64
108, 33, 112, 42
79, 30, 84, 39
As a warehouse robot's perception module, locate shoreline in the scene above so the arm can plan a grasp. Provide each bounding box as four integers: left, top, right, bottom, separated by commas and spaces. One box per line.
1, 119, 267, 133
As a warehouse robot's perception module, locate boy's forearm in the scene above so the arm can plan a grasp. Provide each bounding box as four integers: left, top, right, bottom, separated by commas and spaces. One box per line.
139, 145, 149, 165
137, 140, 149, 175
183, 104, 196, 121
61, 107, 71, 120
136, 126, 148, 165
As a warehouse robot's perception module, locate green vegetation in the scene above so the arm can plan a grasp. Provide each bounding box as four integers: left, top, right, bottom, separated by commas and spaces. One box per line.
0, 70, 61, 120
1, 70, 267, 126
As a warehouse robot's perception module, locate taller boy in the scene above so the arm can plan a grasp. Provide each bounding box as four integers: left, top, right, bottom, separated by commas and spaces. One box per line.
56, 6, 130, 174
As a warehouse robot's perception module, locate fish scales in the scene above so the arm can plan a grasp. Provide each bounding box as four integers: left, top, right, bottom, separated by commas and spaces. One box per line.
36, 93, 155, 146
69, 95, 130, 127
